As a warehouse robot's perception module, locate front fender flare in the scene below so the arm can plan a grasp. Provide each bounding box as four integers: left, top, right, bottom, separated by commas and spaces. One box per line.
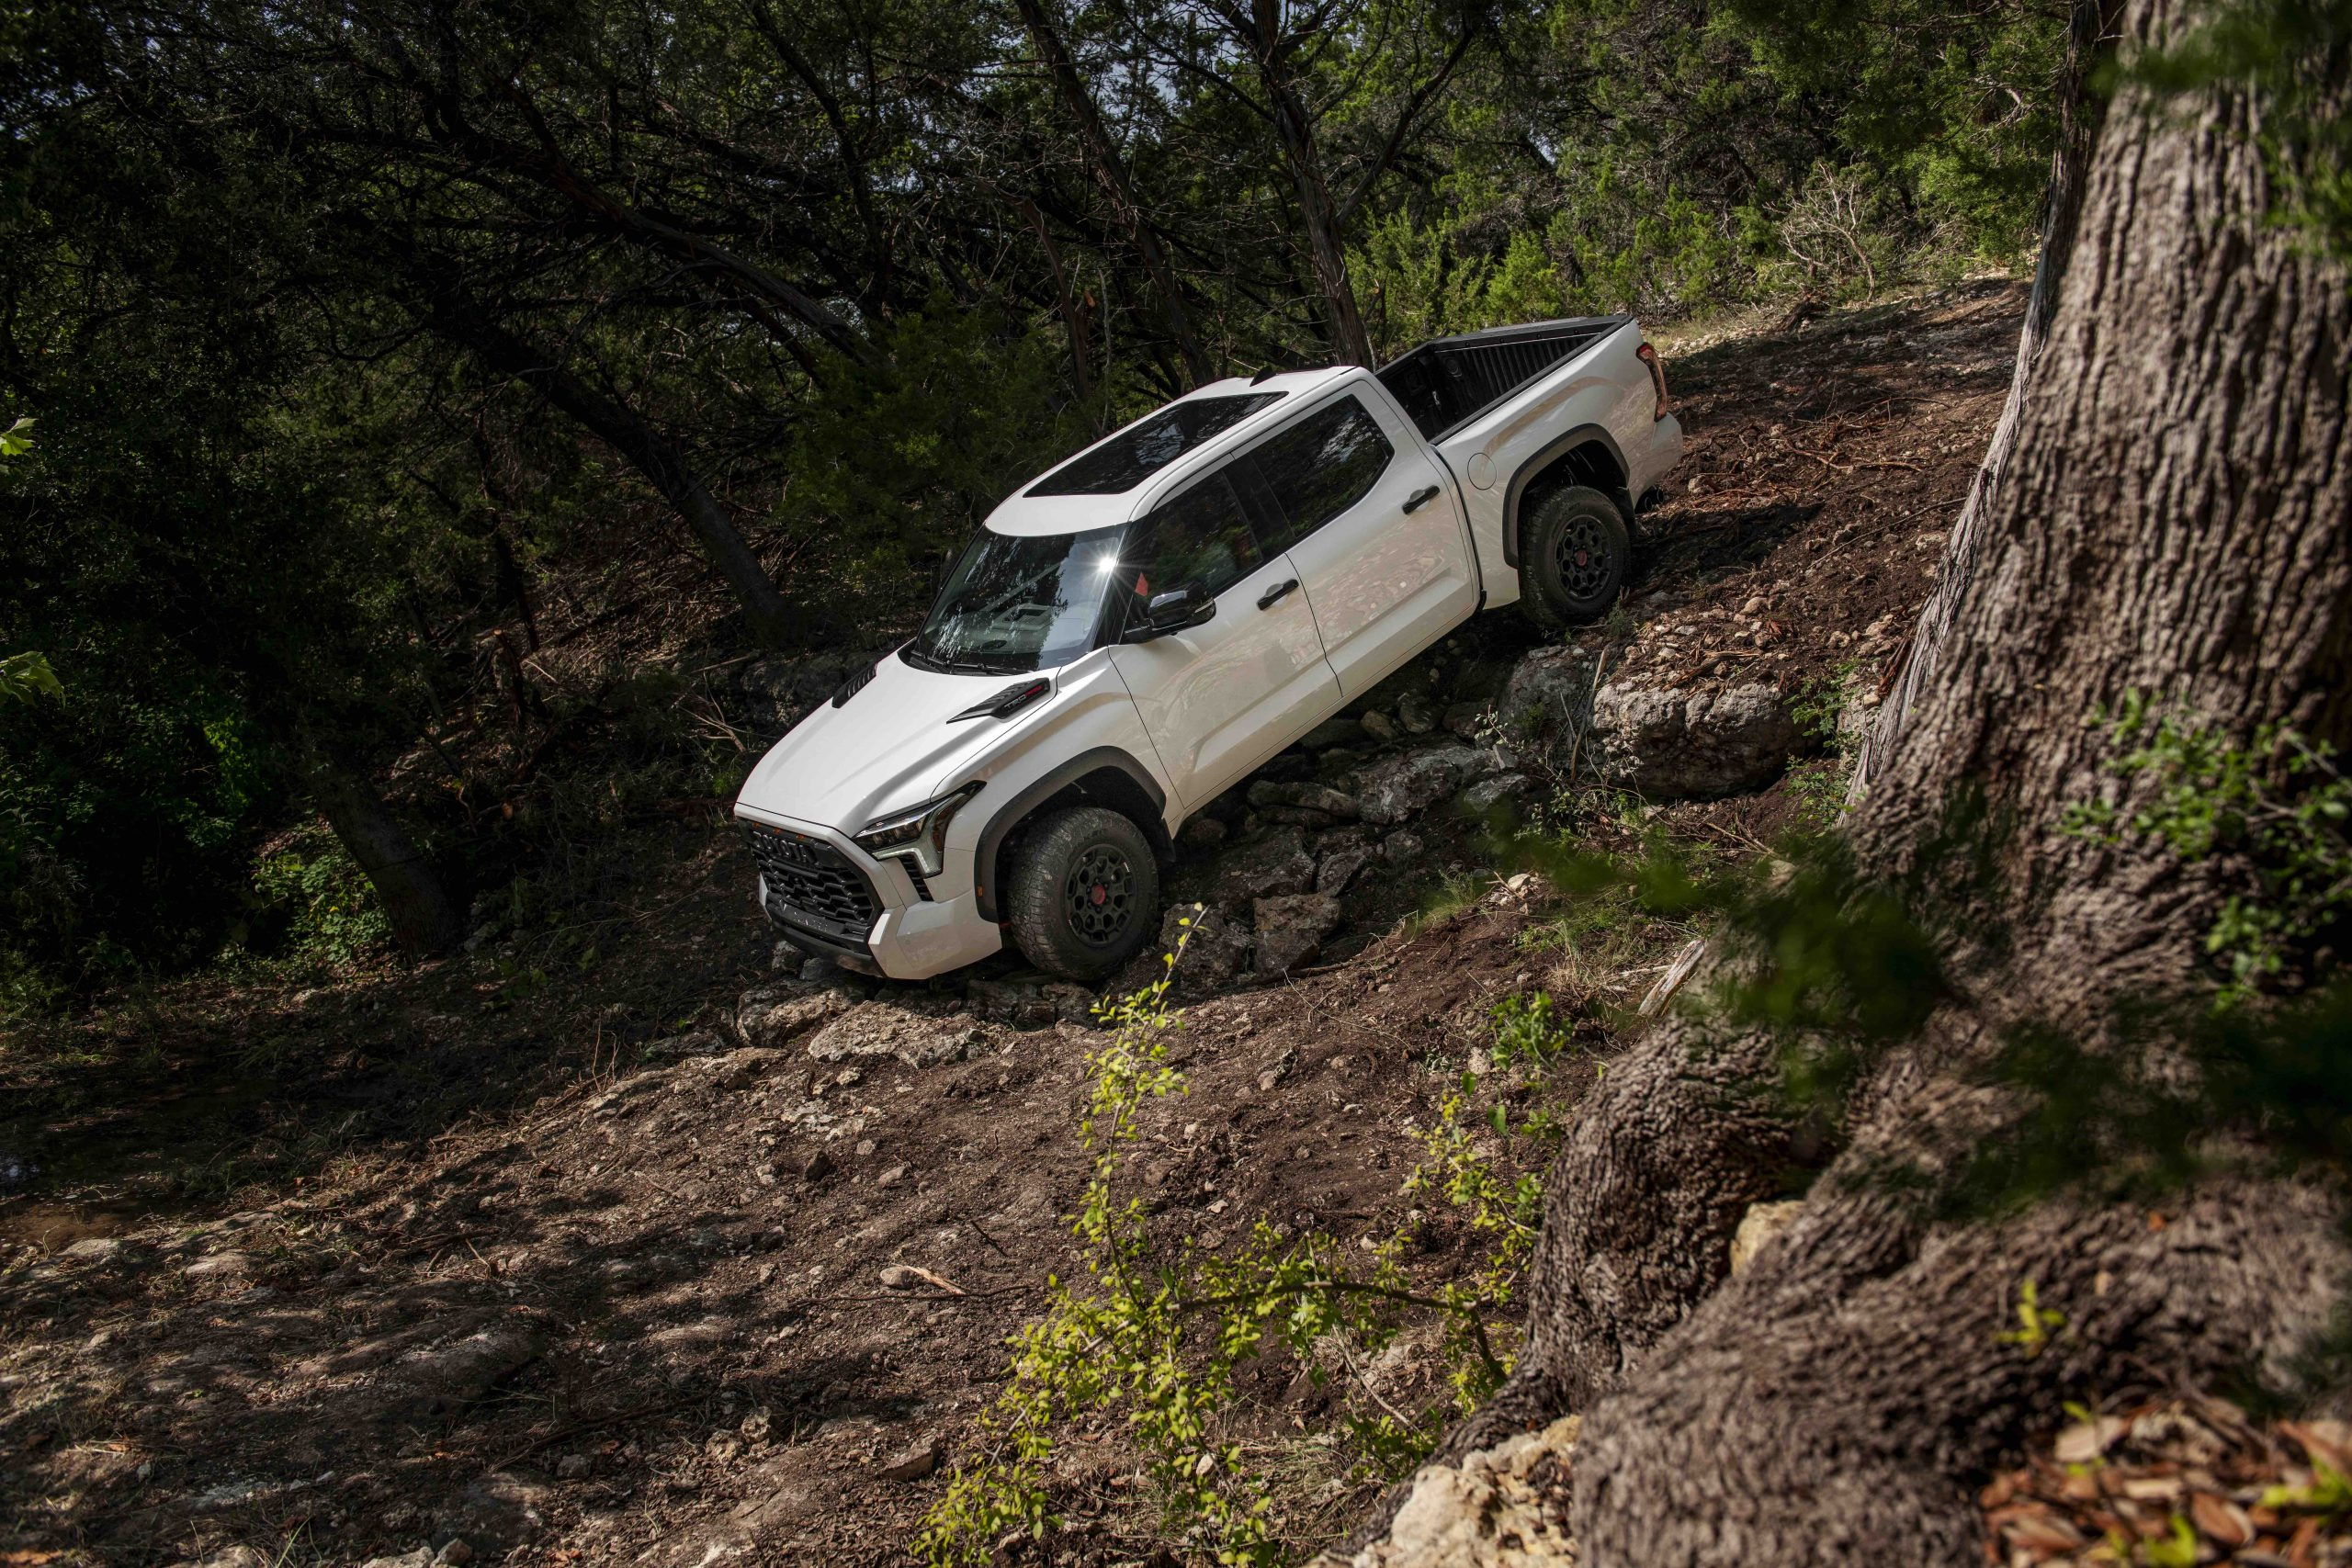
971, 747, 1171, 922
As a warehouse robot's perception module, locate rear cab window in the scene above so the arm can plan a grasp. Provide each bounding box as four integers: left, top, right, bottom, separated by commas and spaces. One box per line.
1244, 395, 1396, 552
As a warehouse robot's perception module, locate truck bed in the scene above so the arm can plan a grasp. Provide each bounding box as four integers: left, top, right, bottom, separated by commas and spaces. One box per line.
1375, 316, 1630, 443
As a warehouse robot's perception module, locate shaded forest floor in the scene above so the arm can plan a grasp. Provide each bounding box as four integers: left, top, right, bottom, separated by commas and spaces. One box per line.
4, 277, 2030, 1567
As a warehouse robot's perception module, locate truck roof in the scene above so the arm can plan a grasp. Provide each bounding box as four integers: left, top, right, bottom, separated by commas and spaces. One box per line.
980, 367, 1352, 537
978, 313, 1634, 538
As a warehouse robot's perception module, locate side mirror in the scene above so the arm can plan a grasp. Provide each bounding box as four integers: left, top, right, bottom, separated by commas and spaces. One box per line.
1121, 587, 1217, 643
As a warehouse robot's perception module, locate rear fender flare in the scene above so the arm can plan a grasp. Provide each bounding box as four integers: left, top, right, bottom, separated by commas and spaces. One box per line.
1499, 424, 1632, 569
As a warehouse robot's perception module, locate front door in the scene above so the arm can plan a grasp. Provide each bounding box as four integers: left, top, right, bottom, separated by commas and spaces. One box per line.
1246, 389, 1478, 699
1105, 465, 1339, 811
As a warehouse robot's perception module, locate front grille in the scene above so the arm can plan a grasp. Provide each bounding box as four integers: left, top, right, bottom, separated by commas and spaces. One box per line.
743, 823, 880, 950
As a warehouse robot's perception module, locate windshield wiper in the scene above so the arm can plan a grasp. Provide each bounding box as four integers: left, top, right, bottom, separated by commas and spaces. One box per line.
903, 644, 1025, 676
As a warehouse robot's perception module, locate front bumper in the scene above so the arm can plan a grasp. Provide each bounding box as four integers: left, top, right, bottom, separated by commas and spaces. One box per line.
738, 808, 1002, 980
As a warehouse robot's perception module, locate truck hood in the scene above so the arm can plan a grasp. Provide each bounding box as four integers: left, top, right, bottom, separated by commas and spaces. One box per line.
735, 651, 1023, 834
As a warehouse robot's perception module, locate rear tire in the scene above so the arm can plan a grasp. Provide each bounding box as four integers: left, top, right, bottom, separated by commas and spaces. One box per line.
1517, 483, 1632, 631
1006, 807, 1160, 981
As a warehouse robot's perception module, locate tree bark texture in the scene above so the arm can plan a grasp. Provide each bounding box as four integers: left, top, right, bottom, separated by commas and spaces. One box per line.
307, 759, 466, 956
1267, 76, 1377, 370
1430, 0, 2352, 1560
1012, 0, 1217, 386
424, 291, 809, 649
1846, 0, 2122, 803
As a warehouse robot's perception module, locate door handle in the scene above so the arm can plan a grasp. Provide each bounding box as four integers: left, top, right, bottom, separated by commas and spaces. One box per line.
1257, 578, 1300, 611
1403, 484, 1442, 513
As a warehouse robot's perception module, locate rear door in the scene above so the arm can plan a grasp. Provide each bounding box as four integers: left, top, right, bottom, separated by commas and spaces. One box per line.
1104, 465, 1339, 812
1246, 388, 1477, 699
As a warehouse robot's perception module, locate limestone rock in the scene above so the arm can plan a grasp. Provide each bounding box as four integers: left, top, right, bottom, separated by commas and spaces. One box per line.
1177, 815, 1228, 852
1161, 905, 1252, 991
1590, 681, 1810, 798
644, 1030, 725, 1058
390, 1325, 544, 1420
1460, 773, 1529, 814
1397, 689, 1438, 734
1351, 743, 1502, 826
1300, 716, 1368, 750
1442, 701, 1492, 739
876, 1437, 943, 1482
1316, 842, 1376, 896
1039, 982, 1099, 1024
1349, 1415, 1580, 1568
805, 1004, 982, 1068
965, 979, 1054, 1029
1729, 1198, 1806, 1275
1204, 827, 1317, 908
432, 1470, 551, 1555
1360, 709, 1401, 742
1245, 779, 1361, 818
1500, 644, 1601, 724
737, 982, 856, 1047
1253, 894, 1342, 977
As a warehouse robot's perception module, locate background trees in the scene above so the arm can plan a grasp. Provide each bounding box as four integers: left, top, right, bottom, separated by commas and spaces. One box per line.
0, 0, 2068, 998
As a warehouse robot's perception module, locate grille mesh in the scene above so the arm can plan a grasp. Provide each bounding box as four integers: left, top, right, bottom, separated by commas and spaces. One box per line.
744, 824, 880, 949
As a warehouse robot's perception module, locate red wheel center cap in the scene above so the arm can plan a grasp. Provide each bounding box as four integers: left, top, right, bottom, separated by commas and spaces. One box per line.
1575, 549, 1589, 566
1090, 885, 1108, 906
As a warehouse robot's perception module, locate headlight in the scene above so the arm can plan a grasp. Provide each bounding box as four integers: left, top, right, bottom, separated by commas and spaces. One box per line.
854, 782, 985, 879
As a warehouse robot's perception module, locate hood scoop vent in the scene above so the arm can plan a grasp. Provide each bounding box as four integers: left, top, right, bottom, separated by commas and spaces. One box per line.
831, 660, 879, 708
949, 678, 1051, 722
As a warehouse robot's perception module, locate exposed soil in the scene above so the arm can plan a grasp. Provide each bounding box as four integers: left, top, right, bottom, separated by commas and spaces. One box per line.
0, 277, 2029, 1567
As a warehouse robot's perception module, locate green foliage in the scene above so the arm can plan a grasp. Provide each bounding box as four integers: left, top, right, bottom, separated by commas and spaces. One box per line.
780, 303, 1100, 592
2259, 1460, 2352, 1518
1489, 991, 1574, 1075
2064, 693, 2352, 993
0, 651, 61, 705
919, 929, 1555, 1566
252, 824, 393, 967
1997, 1278, 2067, 1358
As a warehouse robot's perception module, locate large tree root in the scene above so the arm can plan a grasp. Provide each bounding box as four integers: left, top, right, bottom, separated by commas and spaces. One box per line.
1573, 1171, 2349, 1564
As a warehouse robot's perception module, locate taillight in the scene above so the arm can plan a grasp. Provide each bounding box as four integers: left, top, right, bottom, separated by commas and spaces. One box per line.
1636, 342, 1671, 421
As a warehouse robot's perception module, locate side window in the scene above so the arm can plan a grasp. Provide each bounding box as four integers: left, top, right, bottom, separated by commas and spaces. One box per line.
1119, 468, 1264, 620
1249, 396, 1396, 552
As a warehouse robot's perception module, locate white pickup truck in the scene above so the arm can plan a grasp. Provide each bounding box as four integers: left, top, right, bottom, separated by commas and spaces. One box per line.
736, 317, 1682, 981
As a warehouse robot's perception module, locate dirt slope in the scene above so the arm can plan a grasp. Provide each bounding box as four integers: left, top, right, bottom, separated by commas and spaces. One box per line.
0, 277, 2027, 1568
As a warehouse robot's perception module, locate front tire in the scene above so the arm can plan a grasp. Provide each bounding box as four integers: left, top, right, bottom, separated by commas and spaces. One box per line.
1518, 483, 1632, 631
1005, 807, 1160, 981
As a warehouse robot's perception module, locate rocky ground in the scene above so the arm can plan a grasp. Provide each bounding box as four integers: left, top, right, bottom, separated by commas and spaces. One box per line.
5, 277, 2049, 1567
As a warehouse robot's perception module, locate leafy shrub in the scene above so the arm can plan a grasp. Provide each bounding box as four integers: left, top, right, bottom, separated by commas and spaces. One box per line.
253, 823, 391, 966
919, 929, 1556, 1565
2064, 693, 2352, 994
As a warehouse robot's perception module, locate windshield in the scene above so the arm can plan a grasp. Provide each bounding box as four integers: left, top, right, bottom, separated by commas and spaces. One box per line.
904, 524, 1126, 675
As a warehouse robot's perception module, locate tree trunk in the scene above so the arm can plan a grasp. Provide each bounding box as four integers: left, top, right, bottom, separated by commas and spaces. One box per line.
424, 288, 813, 649
1012, 0, 1217, 386
1396, 0, 2352, 1559
1845, 0, 2121, 800
1262, 67, 1376, 369
307, 759, 467, 956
